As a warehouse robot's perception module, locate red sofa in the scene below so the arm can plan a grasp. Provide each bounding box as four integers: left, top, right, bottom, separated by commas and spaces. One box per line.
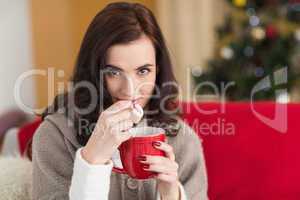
180, 101, 299, 200
18, 101, 299, 199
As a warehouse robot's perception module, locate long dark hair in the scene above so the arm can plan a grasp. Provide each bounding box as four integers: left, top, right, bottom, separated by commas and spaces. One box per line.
42, 2, 182, 146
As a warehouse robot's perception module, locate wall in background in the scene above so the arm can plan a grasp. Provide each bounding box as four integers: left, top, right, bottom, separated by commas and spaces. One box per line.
30, 0, 75, 111
0, 0, 34, 113
156, 0, 228, 101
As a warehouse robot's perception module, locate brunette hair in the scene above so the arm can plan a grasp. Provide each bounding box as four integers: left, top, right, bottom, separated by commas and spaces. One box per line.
42, 2, 182, 146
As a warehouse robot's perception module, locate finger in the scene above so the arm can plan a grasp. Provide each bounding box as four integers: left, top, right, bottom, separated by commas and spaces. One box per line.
105, 100, 132, 115
139, 155, 178, 171
139, 155, 168, 165
153, 141, 175, 161
142, 164, 177, 174
112, 129, 132, 144
155, 173, 178, 183
111, 119, 134, 133
107, 108, 133, 125
119, 131, 132, 142
142, 163, 177, 175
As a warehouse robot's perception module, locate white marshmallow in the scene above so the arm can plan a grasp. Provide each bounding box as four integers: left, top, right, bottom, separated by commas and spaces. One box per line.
131, 103, 143, 124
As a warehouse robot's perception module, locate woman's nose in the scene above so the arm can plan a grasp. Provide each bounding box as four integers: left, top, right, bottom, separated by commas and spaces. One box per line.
120, 75, 138, 97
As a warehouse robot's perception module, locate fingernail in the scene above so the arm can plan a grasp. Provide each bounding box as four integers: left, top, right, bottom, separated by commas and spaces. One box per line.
138, 155, 147, 161
133, 101, 137, 108
152, 141, 161, 147
143, 164, 150, 169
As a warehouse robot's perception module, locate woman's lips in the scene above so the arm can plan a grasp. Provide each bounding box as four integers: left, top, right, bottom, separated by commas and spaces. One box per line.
116, 97, 142, 102
114, 97, 144, 124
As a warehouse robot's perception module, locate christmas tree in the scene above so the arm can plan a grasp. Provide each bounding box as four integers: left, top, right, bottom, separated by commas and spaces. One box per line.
193, 0, 300, 101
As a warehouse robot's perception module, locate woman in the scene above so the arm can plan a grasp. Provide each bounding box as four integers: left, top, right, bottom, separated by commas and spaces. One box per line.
32, 2, 208, 200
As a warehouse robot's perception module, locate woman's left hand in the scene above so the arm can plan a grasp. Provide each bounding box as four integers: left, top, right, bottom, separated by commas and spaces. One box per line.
138, 141, 180, 200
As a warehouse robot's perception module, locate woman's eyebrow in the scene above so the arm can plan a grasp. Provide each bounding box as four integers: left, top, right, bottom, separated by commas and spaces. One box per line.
105, 64, 154, 71
135, 64, 154, 70
105, 64, 123, 71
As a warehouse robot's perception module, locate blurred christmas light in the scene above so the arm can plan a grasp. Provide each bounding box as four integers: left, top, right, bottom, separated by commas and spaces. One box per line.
221, 46, 234, 59
249, 15, 260, 26
191, 67, 203, 77
266, 25, 278, 40
244, 46, 254, 57
251, 27, 266, 40
234, 0, 247, 7
246, 7, 256, 16
254, 67, 264, 77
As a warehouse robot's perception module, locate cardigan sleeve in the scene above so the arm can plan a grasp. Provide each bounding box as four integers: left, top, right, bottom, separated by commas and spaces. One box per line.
176, 119, 209, 200
69, 147, 113, 200
32, 119, 114, 200
32, 119, 74, 200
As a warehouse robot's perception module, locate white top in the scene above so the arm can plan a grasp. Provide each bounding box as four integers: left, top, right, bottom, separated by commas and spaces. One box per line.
69, 147, 187, 200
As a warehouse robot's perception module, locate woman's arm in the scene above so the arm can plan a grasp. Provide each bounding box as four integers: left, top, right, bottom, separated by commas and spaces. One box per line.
69, 148, 113, 200
32, 119, 74, 200
32, 119, 115, 200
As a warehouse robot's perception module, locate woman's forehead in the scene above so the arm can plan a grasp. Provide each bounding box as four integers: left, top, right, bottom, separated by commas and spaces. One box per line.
106, 35, 156, 70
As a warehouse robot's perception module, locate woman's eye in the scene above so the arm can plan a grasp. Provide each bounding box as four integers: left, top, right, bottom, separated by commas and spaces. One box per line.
107, 70, 121, 77
138, 68, 150, 75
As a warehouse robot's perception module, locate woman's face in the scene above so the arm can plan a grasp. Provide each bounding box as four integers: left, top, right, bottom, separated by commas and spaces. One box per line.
104, 35, 157, 108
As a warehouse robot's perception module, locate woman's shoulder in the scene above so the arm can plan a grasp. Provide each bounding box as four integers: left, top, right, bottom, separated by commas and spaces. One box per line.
44, 112, 75, 133
175, 116, 202, 143
167, 117, 203, 155
33, 112, 80, 149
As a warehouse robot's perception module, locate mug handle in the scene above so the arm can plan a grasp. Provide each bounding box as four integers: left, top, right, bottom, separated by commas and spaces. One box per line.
112, 147, 126, 174
112, 166, 127, 174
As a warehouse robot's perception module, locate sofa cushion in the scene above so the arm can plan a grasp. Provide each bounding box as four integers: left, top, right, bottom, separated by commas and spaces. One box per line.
180, 101, 299, 200
0, 156, 32, 200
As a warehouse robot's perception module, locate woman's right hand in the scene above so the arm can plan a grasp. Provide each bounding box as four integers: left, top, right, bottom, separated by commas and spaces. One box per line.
81, 100, 135, 165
